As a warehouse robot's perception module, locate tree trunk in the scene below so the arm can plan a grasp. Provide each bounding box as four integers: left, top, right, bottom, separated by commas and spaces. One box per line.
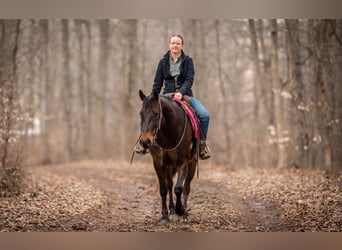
97, 20, 110, 154
269, 19, 287, 168
214, 20, 233, 167
0, 20, 23, 194
257, 20, 273, 124
285, 19, 308, 168
39, 20, 52, 165
330, 19, 342, 170
61, 20, 73, 161
248, 19, 264, 167
84, 20, 92, 157
315, 20, 334, 170
118, 20, 139, 159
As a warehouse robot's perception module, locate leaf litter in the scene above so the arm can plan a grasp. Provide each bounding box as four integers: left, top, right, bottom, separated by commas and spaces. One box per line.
0, 161, 340, 232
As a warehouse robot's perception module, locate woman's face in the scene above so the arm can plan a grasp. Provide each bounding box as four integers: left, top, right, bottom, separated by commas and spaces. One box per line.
169, 36, 183, 55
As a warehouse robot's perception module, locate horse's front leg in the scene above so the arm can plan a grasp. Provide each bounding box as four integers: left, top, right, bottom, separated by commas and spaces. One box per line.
174, 161, 188, 216
167, 166, 175, 215
154, 162, 169, 223
159, 179, 169, 223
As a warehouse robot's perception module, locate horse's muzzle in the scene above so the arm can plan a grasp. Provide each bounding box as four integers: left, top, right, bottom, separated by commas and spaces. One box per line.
141, 132, 154, 149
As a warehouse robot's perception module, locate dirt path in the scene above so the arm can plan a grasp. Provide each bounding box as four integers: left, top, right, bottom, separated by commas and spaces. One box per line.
39, 160, 289, 232
1, 160, 340, 232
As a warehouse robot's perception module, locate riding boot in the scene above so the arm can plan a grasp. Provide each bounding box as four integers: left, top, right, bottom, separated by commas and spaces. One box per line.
199, 141, 211, 160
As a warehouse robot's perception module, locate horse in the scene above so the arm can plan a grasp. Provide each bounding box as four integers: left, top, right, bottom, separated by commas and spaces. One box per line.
138, 89, 198, 223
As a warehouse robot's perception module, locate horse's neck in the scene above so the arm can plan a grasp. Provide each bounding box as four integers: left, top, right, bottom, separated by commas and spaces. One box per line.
160, 97, 178, 118
156, 98, 187, 149
160, 98, 183, 131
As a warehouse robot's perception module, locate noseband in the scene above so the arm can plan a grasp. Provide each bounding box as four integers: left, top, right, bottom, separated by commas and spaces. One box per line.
153, 97, 188, 152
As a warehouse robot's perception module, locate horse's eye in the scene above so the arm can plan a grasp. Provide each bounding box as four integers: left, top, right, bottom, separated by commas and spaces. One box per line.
153, 111, 159, 117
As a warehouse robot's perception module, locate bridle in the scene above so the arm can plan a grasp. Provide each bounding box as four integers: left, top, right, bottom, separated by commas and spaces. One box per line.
153, 97, 188, 152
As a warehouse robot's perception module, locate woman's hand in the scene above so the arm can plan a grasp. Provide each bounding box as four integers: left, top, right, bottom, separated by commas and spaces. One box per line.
174, 92, 183, 100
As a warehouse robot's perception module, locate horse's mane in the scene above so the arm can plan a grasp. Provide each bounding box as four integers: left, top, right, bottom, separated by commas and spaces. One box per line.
160, 94, 173, 102
145, 93, 174, 106
144, 93, 158, 107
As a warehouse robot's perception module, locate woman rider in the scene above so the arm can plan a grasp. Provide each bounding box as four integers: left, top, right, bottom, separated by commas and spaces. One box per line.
134, 34, 210, 160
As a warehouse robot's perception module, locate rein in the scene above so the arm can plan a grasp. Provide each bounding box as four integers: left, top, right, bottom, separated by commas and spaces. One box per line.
154, 97, 188, 152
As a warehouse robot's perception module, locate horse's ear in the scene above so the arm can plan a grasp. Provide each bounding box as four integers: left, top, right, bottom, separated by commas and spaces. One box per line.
139, 89, 146, 101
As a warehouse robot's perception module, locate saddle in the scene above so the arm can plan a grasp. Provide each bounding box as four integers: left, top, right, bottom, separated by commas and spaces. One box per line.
173, 97, 199, 139
162, 93, 198, 140
171, 94, 205, 174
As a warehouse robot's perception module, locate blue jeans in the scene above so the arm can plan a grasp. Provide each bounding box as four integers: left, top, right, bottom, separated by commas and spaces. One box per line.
190, 96, 210, 140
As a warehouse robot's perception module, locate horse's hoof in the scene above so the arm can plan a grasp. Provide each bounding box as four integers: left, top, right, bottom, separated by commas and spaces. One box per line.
169, 213, 177, 221
169, 208, 176, 215
175, 207, 185, 216
160, 218, 170, 224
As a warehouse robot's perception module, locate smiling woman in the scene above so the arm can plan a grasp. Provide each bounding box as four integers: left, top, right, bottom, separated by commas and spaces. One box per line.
134, 34, 211, 160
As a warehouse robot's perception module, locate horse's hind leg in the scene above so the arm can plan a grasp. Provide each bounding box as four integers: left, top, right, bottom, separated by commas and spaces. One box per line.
174, 162, 187, 216
183, 161, 197, 215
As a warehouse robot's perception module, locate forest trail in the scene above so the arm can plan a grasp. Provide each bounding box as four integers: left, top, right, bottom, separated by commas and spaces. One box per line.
44, 161, 286, 231
0, 160, 341, 232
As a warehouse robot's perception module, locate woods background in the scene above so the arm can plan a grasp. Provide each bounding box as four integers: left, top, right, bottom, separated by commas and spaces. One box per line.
1, 19, 341, 193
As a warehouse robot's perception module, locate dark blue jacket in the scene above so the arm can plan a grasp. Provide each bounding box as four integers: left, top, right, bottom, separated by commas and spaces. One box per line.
152, 50, 194, 96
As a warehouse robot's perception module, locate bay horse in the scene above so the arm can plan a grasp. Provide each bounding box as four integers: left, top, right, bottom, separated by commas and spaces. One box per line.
138, 89, 198, 223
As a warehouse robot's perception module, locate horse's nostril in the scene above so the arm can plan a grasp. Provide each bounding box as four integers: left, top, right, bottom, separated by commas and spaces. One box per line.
142, 138, 151, 149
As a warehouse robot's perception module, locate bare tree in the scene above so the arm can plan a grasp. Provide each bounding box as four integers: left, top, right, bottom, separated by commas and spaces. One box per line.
248, 19, 265, 167
257, 20, 272, 123
270, 19, 287, 168
309, 20, 341, 170
118, 19, 139, 158
0, 20, 24, 195
61, 19, 74, 161
37, 20, 53, 165
97, 20, 110, 153
84, 20, 93, 156
214, 20, 232, 167
284, 19, 308, 168
330, 19, 342, 170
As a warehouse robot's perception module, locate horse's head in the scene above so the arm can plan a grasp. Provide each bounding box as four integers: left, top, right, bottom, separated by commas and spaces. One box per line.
138, 89, 161, 150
